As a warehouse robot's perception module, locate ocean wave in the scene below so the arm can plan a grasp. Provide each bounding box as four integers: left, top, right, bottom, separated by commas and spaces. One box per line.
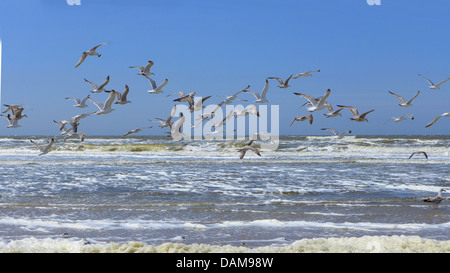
0, 235, 448, 253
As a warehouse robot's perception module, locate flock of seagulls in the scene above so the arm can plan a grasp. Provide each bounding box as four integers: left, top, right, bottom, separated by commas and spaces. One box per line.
1, 42, 449, 208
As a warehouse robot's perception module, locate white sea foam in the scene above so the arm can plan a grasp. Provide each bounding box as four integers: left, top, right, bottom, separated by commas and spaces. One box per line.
0, 235, 448, 253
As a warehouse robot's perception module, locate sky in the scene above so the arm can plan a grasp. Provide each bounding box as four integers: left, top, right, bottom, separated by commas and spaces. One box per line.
0, 0, 449, 136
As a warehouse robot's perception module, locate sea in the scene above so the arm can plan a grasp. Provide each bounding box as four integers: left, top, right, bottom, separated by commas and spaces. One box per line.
0, 134, 449, 253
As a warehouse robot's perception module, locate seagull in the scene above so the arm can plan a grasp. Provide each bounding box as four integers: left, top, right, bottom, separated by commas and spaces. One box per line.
1, 114, 22, 128
290, 114, 313, 126
190, 96, 212, 112
89, 90, 117, 115
219, 85, 250, 102
65, 95, 90, 108
418, 74, 450, 90
267, 75, 292, 88
337, 105, 375, 122
64, 131, 86, 142
408, 151, 428, 159
84, 76, 110, 93
321, 128, 352, 139
293, 70, 320, 79
115, 85, 131, 105
425, 112, 450, 128
294, 89, 331, 112
234, 105, 259, 117
146, 76, 168, 94
391, 114, 414, 123
423, 189, 446, 209
123, 126, 153, 136
243, 79, 270, 103
30, 138, 55, 156
388, 91, 420, 107
150, 106, 177, 128
323, 104, 343, 118
75, 43, 109, 68
130, 61, 155, 77
237, 140, 261, 159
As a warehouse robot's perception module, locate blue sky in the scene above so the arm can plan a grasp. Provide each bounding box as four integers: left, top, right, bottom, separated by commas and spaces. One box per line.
0, 0, 449, 136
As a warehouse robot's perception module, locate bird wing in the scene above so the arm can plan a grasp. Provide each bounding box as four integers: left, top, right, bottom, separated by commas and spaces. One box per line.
97, 76, 110, 89
143, 61, 154, 73
91, 42, 108, 51
337, 105, 359, 116
436, 77, 450, 87
260, 79, 269, 98
88, 97, 104, 110
418, 74, 434, 85
84, 78, 98, 89
321, 128, 338, 135
388, 91, 406, 104
75, 53, 87, 68
406, 90, 420, 104
294, 93, 317, 105
425, 114, 443, 128
267, 77, 284, 85
359, 110, 375, 119
121, 85, 130, 100
65, 97, 81, 104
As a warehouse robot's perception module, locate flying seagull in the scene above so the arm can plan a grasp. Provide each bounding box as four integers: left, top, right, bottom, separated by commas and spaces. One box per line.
418, 74, 450, 90
425, 112, 450, 128
423, 189, 446, 209
130, 61, 155, 77
150, 106, 177, 128
323, 104, 344, 118
243, 79, 270, 103
408, 151, 428, 159
89, 90, 117, 115
123, 126, 153, 136
146, 76, 168, 94
84, 76, 110, 93
115, 85, 131, 105
75, 43, 109, 68
293, 70, 320, 79
337, 105, 375, 122
234, 105, 259, 117
30, 138, 55, 156
290, 114, 313, 126
294, 89, 331, 112
267, 75, 292, 88
391, 114, 414, 123
237, 140, 261, 160
321, 128, 352, 139
219, 85, 250, 102
1, 113, 22, 128
388, 91, 420, 107
65, 95, 90, 108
